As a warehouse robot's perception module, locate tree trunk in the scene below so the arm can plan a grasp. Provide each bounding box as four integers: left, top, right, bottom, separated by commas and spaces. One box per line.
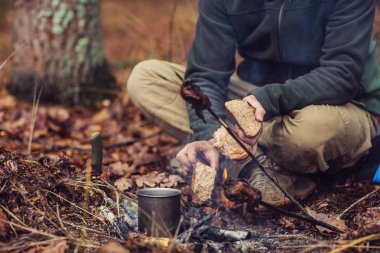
8, 0, 116, 106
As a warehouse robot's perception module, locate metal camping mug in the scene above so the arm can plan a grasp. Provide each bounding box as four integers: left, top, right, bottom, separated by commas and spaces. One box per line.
137, 188, 181, 237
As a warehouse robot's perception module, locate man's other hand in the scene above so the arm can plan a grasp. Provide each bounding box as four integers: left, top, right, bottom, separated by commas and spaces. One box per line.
176, 140, 220, 170
243, 95, 265, 122
235, 95, 265, 154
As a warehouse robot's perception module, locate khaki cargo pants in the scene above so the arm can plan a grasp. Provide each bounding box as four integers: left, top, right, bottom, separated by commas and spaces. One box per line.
127, 59, 377, 174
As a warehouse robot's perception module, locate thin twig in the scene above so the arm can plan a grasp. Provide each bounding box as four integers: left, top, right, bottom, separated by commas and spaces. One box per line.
56, 203, 73, 239
0, 204, 27, 227
27, 79, 43, 155
167, 0, 179, 61
339, 187, 380, 218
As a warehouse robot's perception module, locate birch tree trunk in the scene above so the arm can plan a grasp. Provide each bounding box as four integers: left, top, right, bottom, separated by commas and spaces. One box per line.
8, 0, 116, 106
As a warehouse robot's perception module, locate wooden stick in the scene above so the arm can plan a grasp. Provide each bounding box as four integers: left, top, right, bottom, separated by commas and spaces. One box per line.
91, 132, 103, 175
207, 108, 312, 219
339, 187, 380, 218
259, 201, 343, 233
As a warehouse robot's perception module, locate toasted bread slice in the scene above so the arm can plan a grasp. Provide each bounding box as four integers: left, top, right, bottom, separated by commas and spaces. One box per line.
191, 162, 216, 202
225, 100, 261, 138
213, 127, 249, 160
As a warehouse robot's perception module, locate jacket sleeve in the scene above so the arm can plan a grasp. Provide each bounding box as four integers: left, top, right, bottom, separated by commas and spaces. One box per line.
185, 0, 236, 141
249, 0, 376, 121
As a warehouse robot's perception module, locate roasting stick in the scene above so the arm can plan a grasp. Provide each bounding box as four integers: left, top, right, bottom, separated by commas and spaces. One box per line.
206, 108, 312, 218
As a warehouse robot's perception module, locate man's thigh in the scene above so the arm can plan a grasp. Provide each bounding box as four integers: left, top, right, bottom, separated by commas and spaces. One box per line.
260, 103, 377, 174
127, 60, 192, 140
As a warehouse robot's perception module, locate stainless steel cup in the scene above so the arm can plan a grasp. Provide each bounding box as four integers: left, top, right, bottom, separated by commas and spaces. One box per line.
137, 188, 181, 237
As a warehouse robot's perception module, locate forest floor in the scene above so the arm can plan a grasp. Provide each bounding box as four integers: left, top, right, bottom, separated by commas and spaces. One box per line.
0, 1, 379, 252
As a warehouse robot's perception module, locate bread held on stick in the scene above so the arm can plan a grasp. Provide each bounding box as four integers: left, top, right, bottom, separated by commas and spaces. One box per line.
225, 99, 262, 138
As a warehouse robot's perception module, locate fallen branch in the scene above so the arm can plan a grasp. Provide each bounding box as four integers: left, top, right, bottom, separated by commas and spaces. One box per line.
339, 187, 380, 218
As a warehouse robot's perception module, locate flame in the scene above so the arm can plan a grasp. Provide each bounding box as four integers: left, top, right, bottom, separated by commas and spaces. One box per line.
222, 168, 228, 182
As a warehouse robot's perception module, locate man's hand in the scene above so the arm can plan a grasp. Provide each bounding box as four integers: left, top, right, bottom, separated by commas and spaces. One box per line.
235, 95, 265, 154
243, 95, 265, 122
176, 139, 220, 170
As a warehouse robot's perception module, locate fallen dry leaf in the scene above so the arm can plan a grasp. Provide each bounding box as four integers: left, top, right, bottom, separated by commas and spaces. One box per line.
48, 108, 70, 123
115, 177, 133, 192
109, 162, 131, 176
278, 217, 296, 230
160, 174, 184, 188
306, 208, 348, 235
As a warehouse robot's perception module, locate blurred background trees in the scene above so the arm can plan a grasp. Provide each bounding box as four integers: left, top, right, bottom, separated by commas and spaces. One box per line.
0, 0, 197, 107
8, 0, 116, 106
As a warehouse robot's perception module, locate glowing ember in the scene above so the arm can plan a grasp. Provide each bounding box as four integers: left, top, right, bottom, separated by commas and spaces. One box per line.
222, 168, 228, 182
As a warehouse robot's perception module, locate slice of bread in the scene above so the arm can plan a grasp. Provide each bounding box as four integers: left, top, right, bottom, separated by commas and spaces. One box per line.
225, 100, 261, 138
191, 162, 216, 202
213, 127, 249, 160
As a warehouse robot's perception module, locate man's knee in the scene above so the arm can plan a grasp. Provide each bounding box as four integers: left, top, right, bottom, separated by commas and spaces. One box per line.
127, 59, 162, 103
264, 106, 331, 173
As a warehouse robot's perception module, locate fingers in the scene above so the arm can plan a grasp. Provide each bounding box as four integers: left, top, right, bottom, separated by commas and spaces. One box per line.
234, 124, 262, 146
206, 149, 220, 170
243, 95, 265, 122
176, 145, 192, 167
176, 141, 220, 169
187, 145, 197, 164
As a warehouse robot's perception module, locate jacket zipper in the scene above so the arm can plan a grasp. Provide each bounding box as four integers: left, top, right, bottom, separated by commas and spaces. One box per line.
277, 0, 285, 62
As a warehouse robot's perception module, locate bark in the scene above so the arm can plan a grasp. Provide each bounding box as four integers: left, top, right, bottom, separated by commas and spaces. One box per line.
8, 0, 117, 106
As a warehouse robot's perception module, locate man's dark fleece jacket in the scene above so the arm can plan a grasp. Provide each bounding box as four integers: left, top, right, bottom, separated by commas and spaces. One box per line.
185, 0, 380, 141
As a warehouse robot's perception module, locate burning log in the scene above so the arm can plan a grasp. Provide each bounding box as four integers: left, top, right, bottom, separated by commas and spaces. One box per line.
195, 226, 251, 242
